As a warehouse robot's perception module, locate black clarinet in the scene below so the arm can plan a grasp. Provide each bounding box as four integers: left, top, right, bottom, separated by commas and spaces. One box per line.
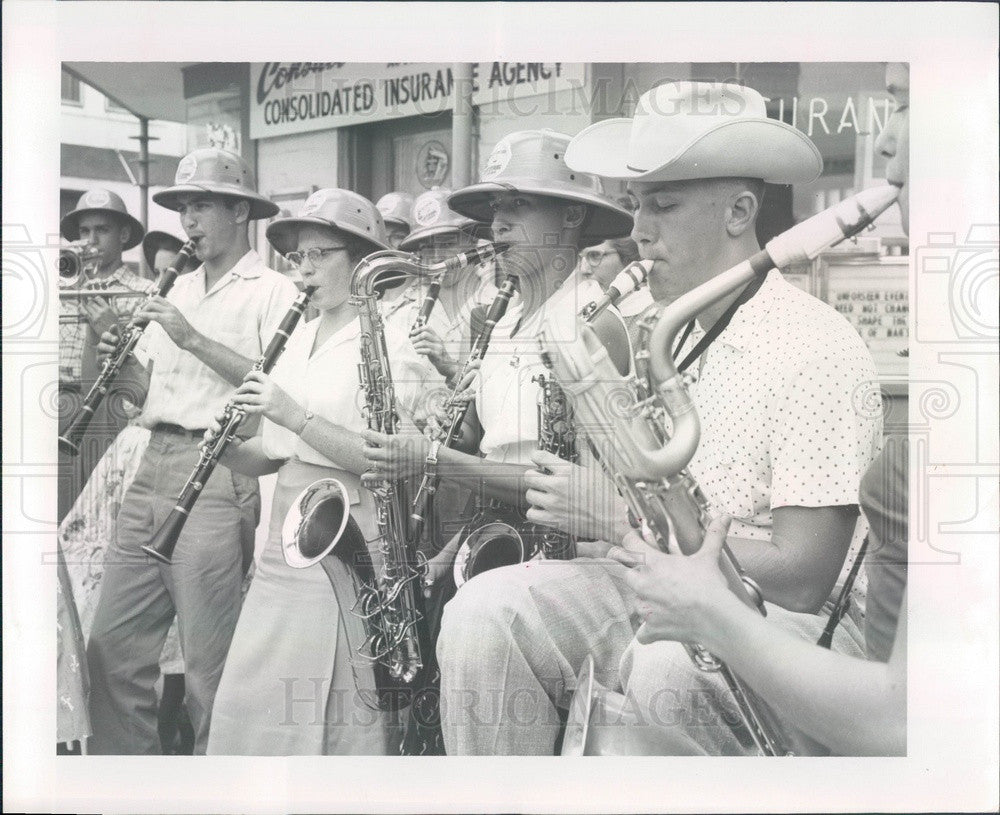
59, 241, 197, 456
411, 275, 442, 332
142, 286, 316, 564
408, 274, 518, 539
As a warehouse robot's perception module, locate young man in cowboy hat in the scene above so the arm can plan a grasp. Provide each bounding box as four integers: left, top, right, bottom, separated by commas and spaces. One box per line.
58, 189, 156, 518
427, 86, 880, 756
613, 66, 911, 757
362, 128, 636, 663
141, 229, 186, 278
85, 147, 300, 755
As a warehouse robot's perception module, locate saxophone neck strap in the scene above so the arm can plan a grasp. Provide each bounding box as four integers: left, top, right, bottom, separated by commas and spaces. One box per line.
675, 271, 768, 373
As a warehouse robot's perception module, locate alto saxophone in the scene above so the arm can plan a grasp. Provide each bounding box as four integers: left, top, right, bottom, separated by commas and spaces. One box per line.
279, 243, 506, 714
543, 185, 901, 756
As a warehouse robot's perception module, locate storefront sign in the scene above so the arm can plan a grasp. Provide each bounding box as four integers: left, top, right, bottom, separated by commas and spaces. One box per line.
824, 256, 909, 379
250, 62, 587, 138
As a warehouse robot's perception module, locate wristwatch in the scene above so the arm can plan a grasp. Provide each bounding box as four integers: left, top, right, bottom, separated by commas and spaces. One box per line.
297, 409, 315, 435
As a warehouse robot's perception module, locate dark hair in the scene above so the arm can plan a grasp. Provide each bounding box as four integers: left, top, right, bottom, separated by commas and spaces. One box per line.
609, 236, 640, 265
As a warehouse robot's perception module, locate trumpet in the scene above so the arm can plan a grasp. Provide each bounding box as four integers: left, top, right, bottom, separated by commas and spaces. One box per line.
58, 241, 197, 457
142, 284, 317, 565
541, 185, 901, 756
59, 242, 101, 283
59, 289, 153, 324
580, 259, 651, 323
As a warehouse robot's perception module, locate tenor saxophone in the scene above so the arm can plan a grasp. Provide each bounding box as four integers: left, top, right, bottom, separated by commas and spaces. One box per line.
279, 243, 507, 713
542, 185, 900, 756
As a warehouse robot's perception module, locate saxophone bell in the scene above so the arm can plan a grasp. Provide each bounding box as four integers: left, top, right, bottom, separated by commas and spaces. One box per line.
281, 478, 363, 568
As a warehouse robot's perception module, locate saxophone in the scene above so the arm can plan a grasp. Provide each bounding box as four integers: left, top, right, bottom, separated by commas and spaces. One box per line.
452, 363, 580, 587
530, 373, 578, 560
280, 243, 506, 718
544, 185, 901, 756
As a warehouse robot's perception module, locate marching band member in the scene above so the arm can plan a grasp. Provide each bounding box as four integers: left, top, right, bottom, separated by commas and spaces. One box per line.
397, 187, 490, 387
362, 130, 635, 736
141, 229, 186, 278
387, 188, 494, 555
376, 190, 416, 307
376, 190, 415, 249
577, 236, 653, 347
622, 65, 910, 756
206, 188, 427, 755
58, 189, 155, 519
85, 148, 300, 755
436, 85, 881, 756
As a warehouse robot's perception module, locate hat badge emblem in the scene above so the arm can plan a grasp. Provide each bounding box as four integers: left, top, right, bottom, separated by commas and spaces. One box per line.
414, 198, 442, 226
175, 155, 198, 184
481, 141, 512, 181
85, 190, 111, 207
300, 191, 327, 216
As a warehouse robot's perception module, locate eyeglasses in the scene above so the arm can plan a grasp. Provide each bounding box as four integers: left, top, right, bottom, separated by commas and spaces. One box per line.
285, 246, 349, 267
582, 249, 618, 266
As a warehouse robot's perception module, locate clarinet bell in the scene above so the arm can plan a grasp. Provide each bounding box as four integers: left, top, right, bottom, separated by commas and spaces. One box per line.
142, 509, 186, 564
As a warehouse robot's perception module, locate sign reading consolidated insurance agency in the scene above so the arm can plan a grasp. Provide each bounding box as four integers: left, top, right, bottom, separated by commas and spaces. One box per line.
250, 62, 586, 139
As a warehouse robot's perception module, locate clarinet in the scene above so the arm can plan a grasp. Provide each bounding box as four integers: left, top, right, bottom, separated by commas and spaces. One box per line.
411, 274, 442, 332
58, 241, 196, 456
142, 285, 316, 564
580, 260, 651, 323
408, 274, 519, 539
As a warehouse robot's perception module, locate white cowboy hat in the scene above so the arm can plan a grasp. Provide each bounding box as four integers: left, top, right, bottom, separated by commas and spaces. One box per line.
565, 82, 823, 185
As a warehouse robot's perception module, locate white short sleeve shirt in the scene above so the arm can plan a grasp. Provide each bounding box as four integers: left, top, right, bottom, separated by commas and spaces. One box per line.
136, 251, 300, 430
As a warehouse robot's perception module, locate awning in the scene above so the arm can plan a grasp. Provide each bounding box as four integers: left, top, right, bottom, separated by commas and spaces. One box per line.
62, 62, 197, 123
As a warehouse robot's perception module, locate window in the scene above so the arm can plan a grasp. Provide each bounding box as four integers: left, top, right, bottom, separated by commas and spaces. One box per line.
61, 71, 82, 105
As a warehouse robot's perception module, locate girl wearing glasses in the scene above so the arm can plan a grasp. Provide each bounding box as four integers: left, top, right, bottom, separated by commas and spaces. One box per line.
205, 188, 426, 756
579, 236, 652, 346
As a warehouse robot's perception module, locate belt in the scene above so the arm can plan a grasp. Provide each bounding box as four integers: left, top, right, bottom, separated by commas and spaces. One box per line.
151, 422, 207, 440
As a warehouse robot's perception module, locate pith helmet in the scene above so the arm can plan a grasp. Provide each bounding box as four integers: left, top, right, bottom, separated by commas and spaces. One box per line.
375, 192, 415, 231
153, 148, 279, 220
399, 188, 486, 251
265, 188, 391, 257
141, 230, 185, 271
60, 189, 145, 250
448, 129, 633, 243
565, 82, 823, 184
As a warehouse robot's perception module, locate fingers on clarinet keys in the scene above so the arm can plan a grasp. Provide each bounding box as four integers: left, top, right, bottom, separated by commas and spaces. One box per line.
96, 326, 121, 360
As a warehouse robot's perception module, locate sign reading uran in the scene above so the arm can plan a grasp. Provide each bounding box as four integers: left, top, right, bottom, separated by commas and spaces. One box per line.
250, 62, 586, 138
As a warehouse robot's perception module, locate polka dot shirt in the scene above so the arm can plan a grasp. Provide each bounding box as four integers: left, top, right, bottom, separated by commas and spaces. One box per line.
679, 269, 883, 548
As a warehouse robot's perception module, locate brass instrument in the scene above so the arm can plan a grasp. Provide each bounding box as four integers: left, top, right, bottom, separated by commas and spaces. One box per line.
59, 242, 101, 283
142, 285, 317, 564
541, 185, 900, 756
279, 243, 508, 718
580, 259, 652, 323
59, 241, 197, 457
59, 288, 152, 324
452, 355, 580, 589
